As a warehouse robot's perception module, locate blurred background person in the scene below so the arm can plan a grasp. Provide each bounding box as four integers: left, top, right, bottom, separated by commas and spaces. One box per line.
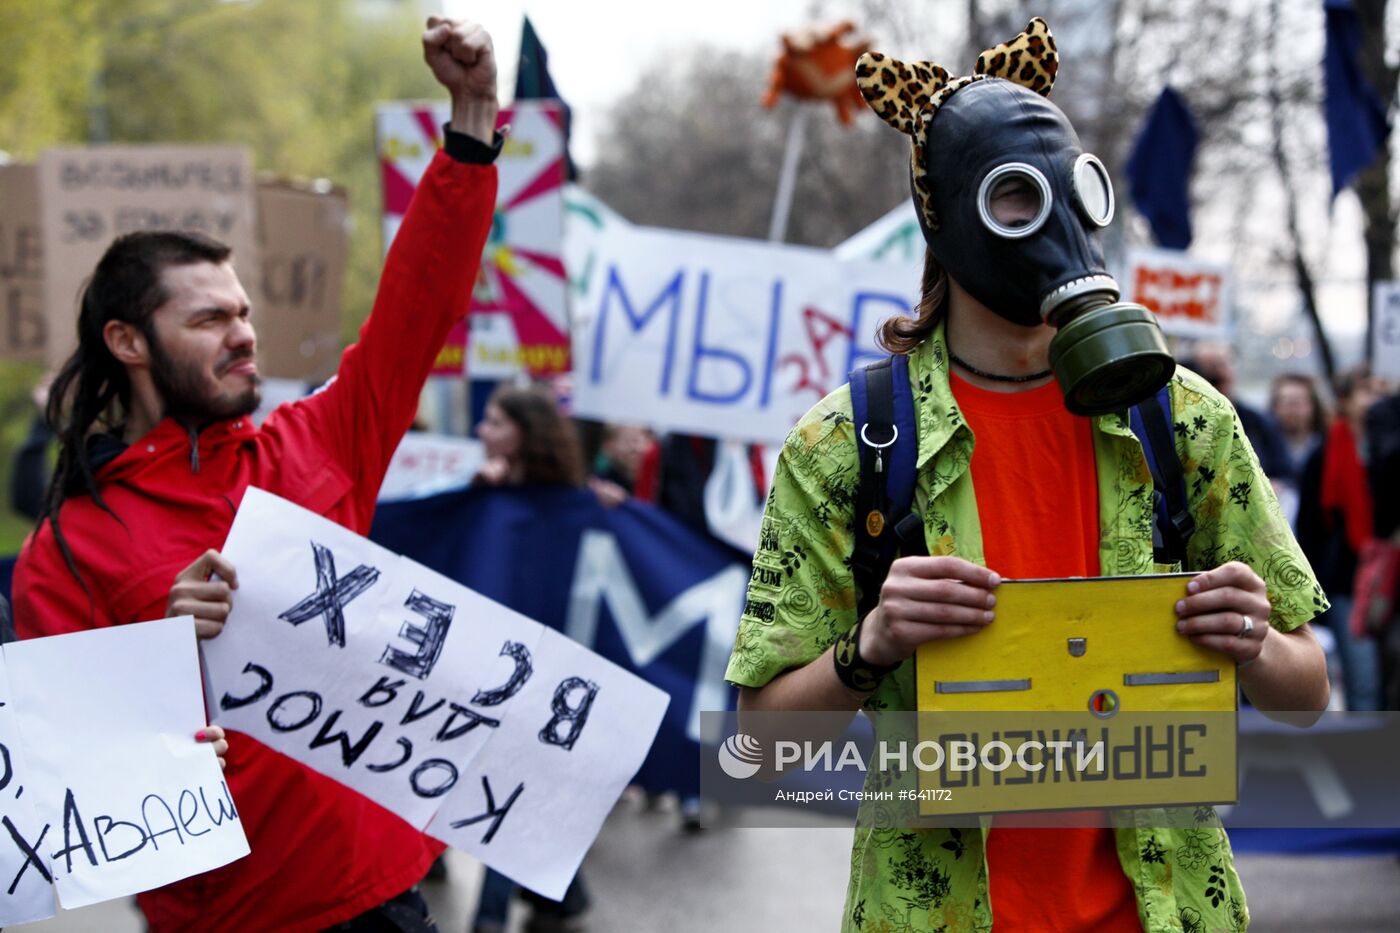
1363, 381, 1400, 708
587, 422, 654, 507
1269, 372, 1329, 526
475, 383, 586, 489
1184, 341, 1293, 485
1297, 366, 1382, 710
1271, 373, 1329, 476
470, 381, 592, 933
1367, 381, 1400, 545
7, 375, 54, 525
590, 423, 653, 493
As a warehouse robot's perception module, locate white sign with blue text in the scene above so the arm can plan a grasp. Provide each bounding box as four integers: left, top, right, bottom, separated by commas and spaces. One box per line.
0, 617, 248, 924
571, 224, 921, 444
202, 488, 669, 900
1375, 281, 1400, 382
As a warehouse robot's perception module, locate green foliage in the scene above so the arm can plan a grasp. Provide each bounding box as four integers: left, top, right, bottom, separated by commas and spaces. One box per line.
0, 0, 450, 553
0, 0, 100, 156
0, 362, 47, 554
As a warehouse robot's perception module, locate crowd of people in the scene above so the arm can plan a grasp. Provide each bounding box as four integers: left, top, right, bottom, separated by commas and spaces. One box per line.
1182, 345, 1400, 711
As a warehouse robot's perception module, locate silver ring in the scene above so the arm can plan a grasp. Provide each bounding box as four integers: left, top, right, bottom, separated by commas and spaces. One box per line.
1235, 615, 1254, 639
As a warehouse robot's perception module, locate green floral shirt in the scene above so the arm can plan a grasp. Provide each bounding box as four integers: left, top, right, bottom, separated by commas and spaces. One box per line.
725, 324, 1327, 933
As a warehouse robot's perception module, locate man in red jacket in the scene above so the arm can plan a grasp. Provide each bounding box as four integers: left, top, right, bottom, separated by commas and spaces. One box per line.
13, 17, 499, 933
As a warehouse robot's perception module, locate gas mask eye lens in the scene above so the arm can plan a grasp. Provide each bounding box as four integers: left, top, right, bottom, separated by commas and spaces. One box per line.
989, 178, 1038, 227
977, 163, 1052, 239
1072, 153, 1115, 227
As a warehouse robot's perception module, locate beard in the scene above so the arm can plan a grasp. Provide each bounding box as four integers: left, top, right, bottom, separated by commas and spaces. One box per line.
148, 334, 261, 425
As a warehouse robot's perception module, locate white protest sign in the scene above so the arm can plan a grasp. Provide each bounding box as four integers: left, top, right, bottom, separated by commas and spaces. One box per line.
833, 201, 922, 263
563, 182, 632, 303
0, 659, 56, 925
426, 625, 665, 897
572, 224, 919, 445
1, 618, 248, 915
1121, 247, 1232, 338
203, 488, 669, 899
379, 433, 484, 502
1374, 281, 1400, 382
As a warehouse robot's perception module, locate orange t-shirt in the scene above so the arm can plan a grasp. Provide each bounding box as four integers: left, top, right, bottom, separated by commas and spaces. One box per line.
951, 372, 1141, 932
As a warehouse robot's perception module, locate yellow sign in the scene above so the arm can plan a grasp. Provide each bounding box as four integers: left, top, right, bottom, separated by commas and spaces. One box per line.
913, 574, 1237, 813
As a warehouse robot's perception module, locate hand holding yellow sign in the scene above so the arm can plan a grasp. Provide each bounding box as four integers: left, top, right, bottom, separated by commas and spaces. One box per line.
913, 574, 1236, 814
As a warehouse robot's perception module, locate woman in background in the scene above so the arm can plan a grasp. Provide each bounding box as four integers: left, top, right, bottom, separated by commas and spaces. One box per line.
471, 383, 592, 933
475, 384, 586, 489
1271, 374, 1328, 476
1297, 367, 1382, 710
1269, 373, 1329, 527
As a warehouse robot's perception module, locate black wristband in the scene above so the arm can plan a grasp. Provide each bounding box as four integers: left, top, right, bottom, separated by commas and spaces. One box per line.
833, 617, 902, 693
442, 124, 505, 165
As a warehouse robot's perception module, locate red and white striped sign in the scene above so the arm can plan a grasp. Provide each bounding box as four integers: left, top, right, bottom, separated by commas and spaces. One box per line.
376, 101, 568, 377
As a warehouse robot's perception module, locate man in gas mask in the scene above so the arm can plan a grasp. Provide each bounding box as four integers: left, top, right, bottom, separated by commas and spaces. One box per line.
725, 18, 1329, 932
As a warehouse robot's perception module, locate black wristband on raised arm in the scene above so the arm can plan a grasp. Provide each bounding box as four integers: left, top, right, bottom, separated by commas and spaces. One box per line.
442, 125, 504, 165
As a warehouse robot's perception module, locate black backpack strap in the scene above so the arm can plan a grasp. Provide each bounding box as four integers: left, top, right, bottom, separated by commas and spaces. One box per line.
1130, 383, 1194, 566
851, 356, 924, 621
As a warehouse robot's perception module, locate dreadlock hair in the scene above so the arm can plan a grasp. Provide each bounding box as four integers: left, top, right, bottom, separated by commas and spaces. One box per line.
877, 247, 948, 355
486, 384, 586, 487
40, 230, 232, 608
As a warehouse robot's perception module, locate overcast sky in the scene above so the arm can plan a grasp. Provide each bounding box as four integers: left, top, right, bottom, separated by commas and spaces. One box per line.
439, 0, 1375, 350
443, 0, 875, 166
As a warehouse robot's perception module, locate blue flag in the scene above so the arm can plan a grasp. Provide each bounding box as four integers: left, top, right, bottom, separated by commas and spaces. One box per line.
1324, 0, 1389, 197
1126, 87, 1199, 250
514, 15, 577, 180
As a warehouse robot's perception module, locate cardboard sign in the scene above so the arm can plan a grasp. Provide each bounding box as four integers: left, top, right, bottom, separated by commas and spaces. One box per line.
1373, 281, 1400, 382
914, 575, 1237, 814
0, 163, 47, 362
38, 145, 260, 367
376, 102, 568, 378
1122, 247, 1231, 338
202, 488, 668, 899
254, 180, 348, 382
0, 618, 248, 922
571, 223, 918, 445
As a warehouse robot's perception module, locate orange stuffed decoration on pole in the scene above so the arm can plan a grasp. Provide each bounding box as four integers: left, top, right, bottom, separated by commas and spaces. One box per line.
761, 21, 870, 125
762, 21, 870, 242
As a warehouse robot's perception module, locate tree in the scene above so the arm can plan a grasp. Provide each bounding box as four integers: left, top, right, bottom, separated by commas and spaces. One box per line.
846, 0, 1397, 381
0, 0, 441, 551
1354, 0, 1397, 359
584, 47, 911, 249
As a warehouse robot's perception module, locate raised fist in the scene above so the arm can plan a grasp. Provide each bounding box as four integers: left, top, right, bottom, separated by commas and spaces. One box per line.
422, 17, 496, 104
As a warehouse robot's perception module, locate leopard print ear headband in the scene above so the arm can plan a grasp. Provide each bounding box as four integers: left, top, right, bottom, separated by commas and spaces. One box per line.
855, 17, 1059, 232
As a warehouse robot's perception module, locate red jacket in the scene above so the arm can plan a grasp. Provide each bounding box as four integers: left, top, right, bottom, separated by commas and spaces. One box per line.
13, 150, 495, 932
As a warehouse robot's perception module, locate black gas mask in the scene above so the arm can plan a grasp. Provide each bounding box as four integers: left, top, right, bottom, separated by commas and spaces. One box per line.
855, 15, 1177, 416
917, 78, 1174, 415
